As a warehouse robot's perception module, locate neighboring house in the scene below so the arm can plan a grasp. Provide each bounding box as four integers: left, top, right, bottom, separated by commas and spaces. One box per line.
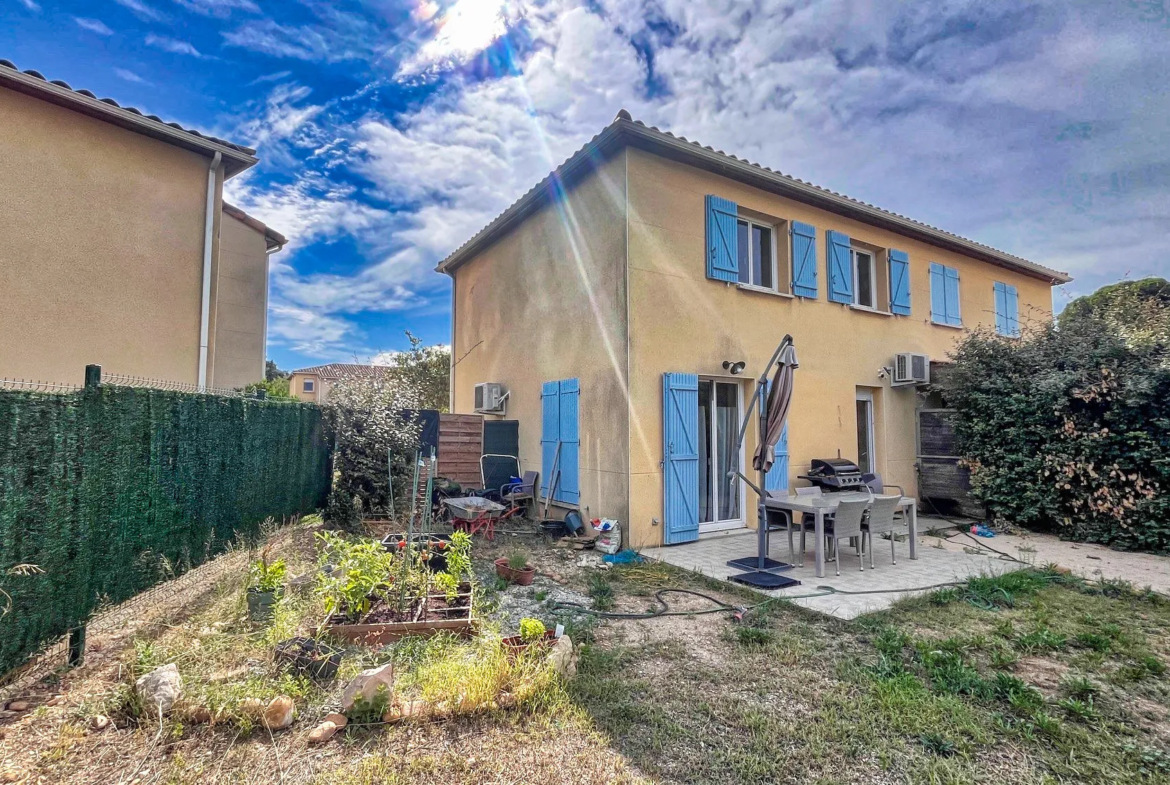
0, 60, 286, 390
438, 110, 1071, 549
288, 364, 392, 404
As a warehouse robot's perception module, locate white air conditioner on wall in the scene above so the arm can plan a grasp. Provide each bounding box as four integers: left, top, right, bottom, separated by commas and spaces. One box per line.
474, 382, 508, 414
893, 353, 930, 386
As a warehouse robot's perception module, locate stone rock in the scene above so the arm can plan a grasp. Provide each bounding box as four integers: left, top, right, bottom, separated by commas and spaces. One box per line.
308, 721, 338, 744
382, 699, 426, 723
341, 663, 395, 713
262, 696, 295, 730
45, 695, 63, 707
322, 712, 348, 728
89, 714, 111, 731
1052, 565, 1072, 575
547, 635, 578, 679
135, 664, 181, 715
7, 701, 29, 712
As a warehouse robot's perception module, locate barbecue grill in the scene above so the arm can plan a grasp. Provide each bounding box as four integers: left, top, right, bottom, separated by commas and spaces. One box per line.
799, 458, 867, 491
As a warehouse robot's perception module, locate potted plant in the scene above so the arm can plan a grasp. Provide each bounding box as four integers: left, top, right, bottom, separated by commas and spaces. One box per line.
502, 618, 556, 654
247, 549, 287, 622
494, 550, 536, 586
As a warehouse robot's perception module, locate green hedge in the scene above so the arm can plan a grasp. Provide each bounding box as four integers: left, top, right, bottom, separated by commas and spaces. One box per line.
0, 386, 332, 674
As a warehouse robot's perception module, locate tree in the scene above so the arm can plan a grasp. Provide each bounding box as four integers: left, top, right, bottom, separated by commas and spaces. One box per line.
266, 360, 290, 382
1060, 277, 1170, 355
379, 332, 450, 412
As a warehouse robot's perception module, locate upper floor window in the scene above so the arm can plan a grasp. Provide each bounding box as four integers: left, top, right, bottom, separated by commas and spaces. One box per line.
737, 218, 775, 290
851, 248, 877, 309
930, 263, 962, 326
303, 379, 315, 392
994, 282, 1020, 337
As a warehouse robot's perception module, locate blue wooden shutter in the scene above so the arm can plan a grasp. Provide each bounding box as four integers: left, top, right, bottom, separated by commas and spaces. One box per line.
888, 249, 911, 315
827, 230, 853, 304
944, 266, 962, 326
705, 195, 739, 282
790, 221, 817, 298
993, 282, 1009, 335
662, 373, 699, 545
930, 263, 946, 323
1006, 284, 1019, 336
556, 379, 580, 504
540, 382, 559, 498
764, 423, 790, 492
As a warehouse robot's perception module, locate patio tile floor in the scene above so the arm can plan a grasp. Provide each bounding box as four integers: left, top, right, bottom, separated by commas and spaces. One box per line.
640, 520, 1021, 619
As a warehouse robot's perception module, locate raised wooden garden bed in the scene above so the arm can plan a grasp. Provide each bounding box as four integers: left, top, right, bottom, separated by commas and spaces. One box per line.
328, 584, 474, 645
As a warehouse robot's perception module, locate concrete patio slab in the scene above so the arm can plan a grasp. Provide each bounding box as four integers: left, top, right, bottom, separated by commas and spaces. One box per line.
641, 522, 1022, 619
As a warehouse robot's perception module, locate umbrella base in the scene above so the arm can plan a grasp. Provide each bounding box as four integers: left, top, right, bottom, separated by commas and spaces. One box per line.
726, 556, 792, 572
728, 571, 802, 589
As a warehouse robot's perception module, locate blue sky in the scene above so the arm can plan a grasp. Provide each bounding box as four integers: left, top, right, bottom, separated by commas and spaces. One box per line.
4, 0, 1168, 372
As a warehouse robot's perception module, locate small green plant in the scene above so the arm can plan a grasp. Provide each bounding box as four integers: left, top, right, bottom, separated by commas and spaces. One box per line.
588, 573, 615, 611
919, 732, 958, 756
735, 626, 774, 647
349, 683, 392, 724
535, 590, 548, 602
989, 645, 1019, 669
507, 550, 531, 571
1061, 675, 1098, 700
1016, 627, 1068, 653
1074, 631, 1112, 652
248, 549, 287, 593
444, 531, 473, 582
1057, 696, 1098, 722
315, 531, 395, 618
519, 618, 547, 643
433, 571, 459, 602
873, 627, 909, 657
1031, 710, 1062, 735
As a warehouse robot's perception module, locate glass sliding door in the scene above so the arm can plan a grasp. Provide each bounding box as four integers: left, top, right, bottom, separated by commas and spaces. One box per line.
698, 379, 744, 532
856, 389, 875, 474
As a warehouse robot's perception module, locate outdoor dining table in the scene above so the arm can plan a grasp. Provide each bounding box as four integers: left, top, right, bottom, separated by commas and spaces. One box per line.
764, 491, 919, 578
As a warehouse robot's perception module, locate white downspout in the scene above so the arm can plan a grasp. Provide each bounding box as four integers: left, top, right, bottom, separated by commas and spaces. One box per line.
198, 151, 222, 391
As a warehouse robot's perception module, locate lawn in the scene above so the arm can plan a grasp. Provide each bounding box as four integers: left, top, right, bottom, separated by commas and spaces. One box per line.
1, 518, 1168, 785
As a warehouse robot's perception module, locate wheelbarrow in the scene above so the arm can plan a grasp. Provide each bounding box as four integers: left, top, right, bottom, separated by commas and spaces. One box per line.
442, 496, 518, 540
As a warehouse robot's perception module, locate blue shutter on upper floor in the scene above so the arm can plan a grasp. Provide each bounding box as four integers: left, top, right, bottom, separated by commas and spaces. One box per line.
888, 249, 911, 316
764, 423, 790, 492
944, 266, 962, 326
556, 379, 580, 504
827, 230, 853, 304
994, 282, 1009, 335
705, 195, 739, 282
662, 373, 699, 545
540, 381, 559, 499
930, 263, 947, 324
790, 221, 818, 298
1006, 284, 1020, 336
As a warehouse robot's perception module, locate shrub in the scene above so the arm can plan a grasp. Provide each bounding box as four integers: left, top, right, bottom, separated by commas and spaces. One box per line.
940, 281, 1170, 552
519, 618, 547, 643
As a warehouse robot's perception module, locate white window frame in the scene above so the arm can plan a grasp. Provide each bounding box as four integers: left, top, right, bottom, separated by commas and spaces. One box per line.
736, 218, 779, 292
856, 389, 876, 475
302, 379, 315, 393
698, 377, 747, 534
851, 248, 877, 309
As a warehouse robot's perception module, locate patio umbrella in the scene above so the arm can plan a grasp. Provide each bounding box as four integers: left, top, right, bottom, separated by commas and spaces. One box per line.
727, 335, 802, 589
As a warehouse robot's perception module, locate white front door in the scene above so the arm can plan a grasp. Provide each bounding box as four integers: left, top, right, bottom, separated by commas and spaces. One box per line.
856, 389, 875, 474
698, 379, 745, 533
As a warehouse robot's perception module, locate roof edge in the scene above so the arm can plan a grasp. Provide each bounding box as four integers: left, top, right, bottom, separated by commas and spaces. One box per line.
437, 114, 1072, 285
0, 63, 257, 177
223, 202, 288, 250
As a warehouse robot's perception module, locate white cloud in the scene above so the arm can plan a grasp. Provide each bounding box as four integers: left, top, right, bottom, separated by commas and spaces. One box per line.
145, 33, 205, 58
74, 17, 114, 35
173, 0, 258, 17
240, 0, 1170, 360
113, 67, 150, 84
115, 0, 165, 22
17, 0, 40, 11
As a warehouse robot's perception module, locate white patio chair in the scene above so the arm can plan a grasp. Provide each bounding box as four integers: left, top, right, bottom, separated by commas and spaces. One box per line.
827, 498, 870, 575
861, 495, 902, 568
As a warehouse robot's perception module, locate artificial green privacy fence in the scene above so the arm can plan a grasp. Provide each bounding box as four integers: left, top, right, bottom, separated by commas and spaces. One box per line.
0, 386, 332, 674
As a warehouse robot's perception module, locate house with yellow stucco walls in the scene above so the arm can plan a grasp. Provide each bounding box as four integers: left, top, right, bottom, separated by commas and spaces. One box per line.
438, 111, 1071, 549
0, 60, 285, 391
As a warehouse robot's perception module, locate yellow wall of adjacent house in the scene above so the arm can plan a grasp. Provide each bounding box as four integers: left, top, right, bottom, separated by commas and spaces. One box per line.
288, 372, 325, 403
0, 86, 223, 386
211, 210, 268, 390
450, 153, 630, 524
624, 148, 1055, 547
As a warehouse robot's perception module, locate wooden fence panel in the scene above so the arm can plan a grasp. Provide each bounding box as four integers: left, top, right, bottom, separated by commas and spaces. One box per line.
438, 413, 483, 487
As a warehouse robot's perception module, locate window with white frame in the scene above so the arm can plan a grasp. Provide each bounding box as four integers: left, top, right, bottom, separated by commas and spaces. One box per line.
303, 379, 315, 393
736, 218, 776, 290
851, 248, 877, 309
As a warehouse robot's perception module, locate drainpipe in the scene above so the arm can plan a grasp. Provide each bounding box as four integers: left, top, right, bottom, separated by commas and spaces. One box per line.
198, 151, 222, 391
261, 240, 286, 383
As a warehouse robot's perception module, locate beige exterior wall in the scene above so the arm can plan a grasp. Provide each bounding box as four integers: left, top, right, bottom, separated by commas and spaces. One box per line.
211, 210, 268, 390
450, 154, 630, 524
624, 148, 1054, 547
289, 372, 325, 403
0, 86, 255, 388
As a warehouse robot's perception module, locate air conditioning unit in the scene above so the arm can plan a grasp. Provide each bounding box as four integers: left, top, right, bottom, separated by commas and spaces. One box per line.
893, 353, 930, 386
474, 382, 508, 414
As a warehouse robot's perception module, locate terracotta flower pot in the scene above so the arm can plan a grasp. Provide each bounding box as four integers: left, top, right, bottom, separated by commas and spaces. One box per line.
494, 558, 536, 586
